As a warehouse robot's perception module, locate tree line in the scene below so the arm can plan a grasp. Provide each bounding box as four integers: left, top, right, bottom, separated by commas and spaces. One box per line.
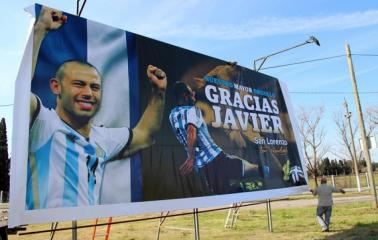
308, 157, 377, 177
298, 104, 377, 186
0, 118, 10, 200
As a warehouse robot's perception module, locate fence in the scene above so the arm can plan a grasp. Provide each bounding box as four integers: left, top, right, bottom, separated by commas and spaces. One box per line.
308, 172, 378, 189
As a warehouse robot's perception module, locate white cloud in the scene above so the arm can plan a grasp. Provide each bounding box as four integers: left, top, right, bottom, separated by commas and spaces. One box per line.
139, 9, 378, 40
131, 0, 201, 34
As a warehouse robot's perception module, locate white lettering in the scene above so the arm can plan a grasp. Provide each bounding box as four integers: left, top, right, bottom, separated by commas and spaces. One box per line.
235, 110, 249, 131
271, 115, 283, 134
233, 92, 244, 109
243, 95, 254, 111
253, 96, 261, 111
224, 108, 238, 130
218, 87, 232, 106
211, 105, 222, 128
258, 114, 272, 133
271, 100, 279, 114
262, 98, 273, 113
205, 85, 219, 103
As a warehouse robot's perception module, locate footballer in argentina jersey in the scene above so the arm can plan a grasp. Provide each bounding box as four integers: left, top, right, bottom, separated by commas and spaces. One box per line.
169, 105, 221, 169
26, 100, 131, 209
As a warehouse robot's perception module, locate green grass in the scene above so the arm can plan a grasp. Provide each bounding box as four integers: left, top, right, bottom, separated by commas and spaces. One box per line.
9, 197, 378, 240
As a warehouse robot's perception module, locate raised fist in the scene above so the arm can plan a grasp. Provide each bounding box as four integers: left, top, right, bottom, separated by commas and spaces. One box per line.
147, 65, 167, 92
36, 6, 67, 31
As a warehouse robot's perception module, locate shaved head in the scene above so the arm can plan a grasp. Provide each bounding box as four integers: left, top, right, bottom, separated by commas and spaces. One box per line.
56, 60, 101, 82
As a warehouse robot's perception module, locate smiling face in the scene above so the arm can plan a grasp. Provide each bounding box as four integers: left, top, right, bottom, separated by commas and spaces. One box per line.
51, 61, 102, 126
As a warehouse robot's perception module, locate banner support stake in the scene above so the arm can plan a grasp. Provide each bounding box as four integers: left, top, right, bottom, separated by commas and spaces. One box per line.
156, 211, 170, 240
193, 208, 200, 240
72, 221, 77, 240
49, 222, 58, 240
266, 199, 273, 232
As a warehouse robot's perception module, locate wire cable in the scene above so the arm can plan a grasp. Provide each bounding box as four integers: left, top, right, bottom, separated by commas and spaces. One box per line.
260, 54, 346, 70
352, 54, 378, 57
289, 91, 378, 94
260, 53, 378, 70
0, 104, 13, 107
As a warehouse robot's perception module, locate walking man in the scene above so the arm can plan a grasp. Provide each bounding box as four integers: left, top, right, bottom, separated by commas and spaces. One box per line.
310, 177, 345, 232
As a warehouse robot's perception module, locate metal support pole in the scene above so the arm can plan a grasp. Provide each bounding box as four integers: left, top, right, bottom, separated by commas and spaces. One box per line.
345, 44, 378, 208
266, 199, 273, 232
331, 175, 335, 187
253, 36, 320, 71
76, 0, 88, 16
72, 221, 77, 240
50, 222, 58, 240
156, 212, 169, 240
343, 100, 362, 192
366, 172, 370, 188
193, 208, 200, 240
76, 0, 80, 15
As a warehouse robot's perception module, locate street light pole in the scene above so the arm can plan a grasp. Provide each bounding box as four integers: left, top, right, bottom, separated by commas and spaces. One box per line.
345, 43, 378, 208
253, 36, 320, 72
251, 36, 320, 232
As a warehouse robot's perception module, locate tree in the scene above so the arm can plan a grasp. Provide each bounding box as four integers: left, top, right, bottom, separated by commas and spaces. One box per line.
320, 157, 331, 176
330, 159, 339, 175
0, 118, 10, 198
366, 106, 378, 138
333, 103, 364, 191
333, 110, 358, 161
298, 106, 329, 186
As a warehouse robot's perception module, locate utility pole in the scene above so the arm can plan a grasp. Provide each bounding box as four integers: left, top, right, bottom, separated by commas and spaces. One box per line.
345, 44, 377, 208
343, 100, 361, 192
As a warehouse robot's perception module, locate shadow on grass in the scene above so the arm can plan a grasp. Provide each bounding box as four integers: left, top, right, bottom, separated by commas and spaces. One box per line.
324, 222, 378, 240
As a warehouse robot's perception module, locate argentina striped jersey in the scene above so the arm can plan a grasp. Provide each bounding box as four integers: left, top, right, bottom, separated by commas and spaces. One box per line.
26, 101, 131, 209
169, 105, 221, 169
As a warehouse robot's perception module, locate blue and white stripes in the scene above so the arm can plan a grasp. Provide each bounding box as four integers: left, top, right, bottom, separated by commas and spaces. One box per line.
169, 105, 221, 169
28, 9, 140, 208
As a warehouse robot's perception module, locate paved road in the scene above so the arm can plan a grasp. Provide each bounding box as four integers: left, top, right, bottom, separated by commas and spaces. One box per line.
246, 194, 374, 210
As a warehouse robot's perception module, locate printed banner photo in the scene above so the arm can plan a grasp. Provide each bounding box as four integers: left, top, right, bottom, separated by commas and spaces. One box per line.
9, 4, 308, 226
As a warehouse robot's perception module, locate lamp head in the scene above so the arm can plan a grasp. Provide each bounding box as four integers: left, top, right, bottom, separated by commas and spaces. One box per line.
307, 36, 320, 46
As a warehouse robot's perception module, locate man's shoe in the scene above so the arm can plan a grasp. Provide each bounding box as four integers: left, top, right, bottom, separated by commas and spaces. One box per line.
322, 228, 329, 232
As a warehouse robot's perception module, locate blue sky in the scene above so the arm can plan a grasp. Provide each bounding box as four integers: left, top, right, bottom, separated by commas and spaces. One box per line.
1, 0, 377, 160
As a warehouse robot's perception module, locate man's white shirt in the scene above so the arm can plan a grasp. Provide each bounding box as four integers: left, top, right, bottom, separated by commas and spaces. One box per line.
27, 101, 131, 209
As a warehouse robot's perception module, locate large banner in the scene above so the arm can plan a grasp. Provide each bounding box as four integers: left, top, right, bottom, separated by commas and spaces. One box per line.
9, 4, 307, 226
